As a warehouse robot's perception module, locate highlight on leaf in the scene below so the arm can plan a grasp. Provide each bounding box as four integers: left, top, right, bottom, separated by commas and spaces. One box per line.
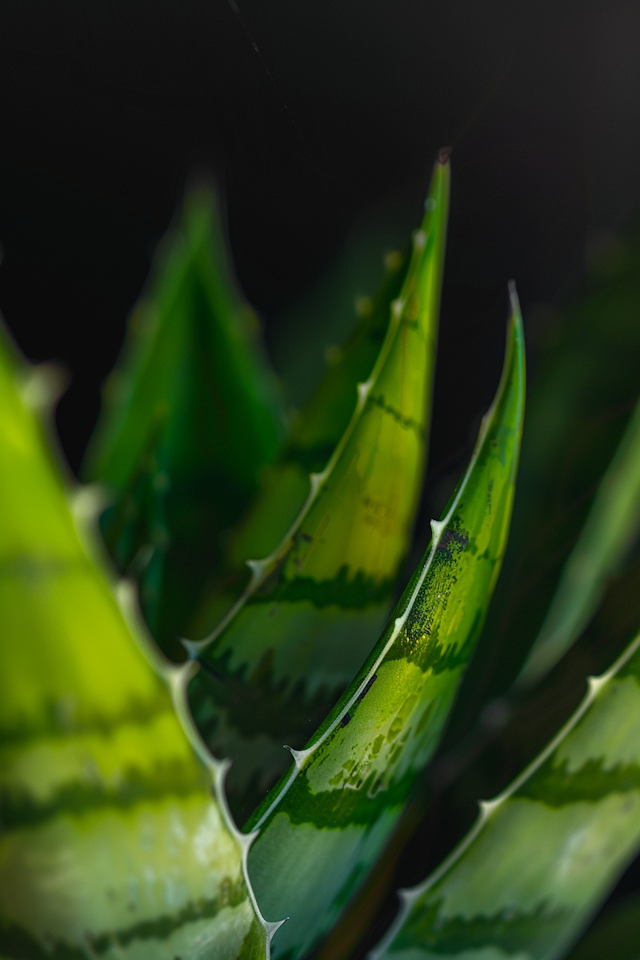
468, 234, 640, 729
242, 286, 525, 960
183, 156, 451, 823
0, 326, 273, 960
84, 185, 285, 660
372, 627, 640, 960
190, 219, 409, 639
4, 151, 640, 960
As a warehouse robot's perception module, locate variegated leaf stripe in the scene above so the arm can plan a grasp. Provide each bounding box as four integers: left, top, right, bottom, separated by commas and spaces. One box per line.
190, 228, 408, 646
0, 331, 275, 960
84, 187, 284, 659
372, 632, 640, 960
184, 159, 450, 821
193, 243, 409, 638
242, 291, 525, 960
518, 393, 640, 689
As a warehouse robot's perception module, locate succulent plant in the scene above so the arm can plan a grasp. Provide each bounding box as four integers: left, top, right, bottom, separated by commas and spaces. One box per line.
2, 156, 640, 960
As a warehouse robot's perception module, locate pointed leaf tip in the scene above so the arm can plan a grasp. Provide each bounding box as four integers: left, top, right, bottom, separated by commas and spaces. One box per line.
188, 157, 451, 826
0, 325, 271, 958
244, 276, 525, 960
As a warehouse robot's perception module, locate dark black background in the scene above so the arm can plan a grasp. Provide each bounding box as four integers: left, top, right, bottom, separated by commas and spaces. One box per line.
1, 0, 639, 476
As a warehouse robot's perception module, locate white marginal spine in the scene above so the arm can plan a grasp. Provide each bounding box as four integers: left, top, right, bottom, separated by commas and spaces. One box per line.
180, 170, 447, 663
252, 289, 520, 832
367, 624, 640, 959
114, 577, 285, 958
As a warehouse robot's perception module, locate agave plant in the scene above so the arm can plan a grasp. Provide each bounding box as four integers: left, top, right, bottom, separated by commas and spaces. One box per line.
2, 156, 640, 960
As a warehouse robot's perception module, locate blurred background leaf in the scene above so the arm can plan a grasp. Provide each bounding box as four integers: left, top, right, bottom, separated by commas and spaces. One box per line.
84, 187, 285, 659
187, 161, 449, 824
0, 325, 271, 960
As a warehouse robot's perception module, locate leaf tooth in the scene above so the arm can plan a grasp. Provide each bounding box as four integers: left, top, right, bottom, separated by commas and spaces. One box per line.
284, 744, 310, 769
16, 362, 67, 414
67, 483, 110, 525
430, 517, 446, 541
266, 918, 289, 940
68, 482, 115, 569
181, 637, 203, 659
412, 228, 427, 250
588, 674, 610, 698
308, 469, 328, 496
391, 297, 404, 317
247, 556, 272, 583
478, 796, 506, 820
356, 377, 374, 409
163, 622, 287, 951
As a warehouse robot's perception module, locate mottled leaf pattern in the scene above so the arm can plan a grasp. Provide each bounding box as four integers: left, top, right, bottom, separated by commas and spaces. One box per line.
519, 394, 640, 688
243, 291, 525, 960
374, 634, 640, 960
0, 329, 273, 960
84, 187, 284, 659
185, 159, 450, 821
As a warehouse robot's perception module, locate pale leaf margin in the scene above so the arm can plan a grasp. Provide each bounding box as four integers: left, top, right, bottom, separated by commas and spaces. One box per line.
369, 627, 640, 960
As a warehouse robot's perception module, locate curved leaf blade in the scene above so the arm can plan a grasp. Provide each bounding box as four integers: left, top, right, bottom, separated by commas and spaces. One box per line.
519, 394, 640, 688
244, 289, 525, 960
84, 187, 285, 658
191, 240, 409, 637
0, 328, 272, 960
374, 634, 640, 960
464, 236, 640, 729
186, 158, 450, 820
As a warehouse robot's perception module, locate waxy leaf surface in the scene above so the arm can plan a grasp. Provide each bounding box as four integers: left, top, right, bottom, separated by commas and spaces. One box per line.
85, 188, 284, 658
187, 160, 450, 821
244, 292, 525, 960
375, 633, 640, 960
0, 329, 271, 960
192, 241, 408, 639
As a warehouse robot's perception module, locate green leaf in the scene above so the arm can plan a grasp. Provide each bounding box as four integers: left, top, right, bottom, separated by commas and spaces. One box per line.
0, 327, 274, 960
190, 240, 409, 639
374, 634, 640, 960
564, 891, 640, 960
465, 234, 640, 719
185, 158, 450, 822
84, 186, 285, 659
242, 288, 525, 960
518, 394, 640, 688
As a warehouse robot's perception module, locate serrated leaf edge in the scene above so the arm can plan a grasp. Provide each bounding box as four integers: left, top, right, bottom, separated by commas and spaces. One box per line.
113, 579, 285, 955
367, 621, 640, 959
180, 159, 449, 663
6, 343, 280, 958
248, 283, 524, 833
67, 488, 283, 956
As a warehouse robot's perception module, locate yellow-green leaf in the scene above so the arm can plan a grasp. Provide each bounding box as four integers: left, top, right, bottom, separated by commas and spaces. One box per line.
0, 326, 273, 960
186, 158, 450, 822
243, 289, 525, 960
374, 631, 640, 960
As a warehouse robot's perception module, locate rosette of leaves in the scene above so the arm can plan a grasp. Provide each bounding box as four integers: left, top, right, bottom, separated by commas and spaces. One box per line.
2, 157, 640, 960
